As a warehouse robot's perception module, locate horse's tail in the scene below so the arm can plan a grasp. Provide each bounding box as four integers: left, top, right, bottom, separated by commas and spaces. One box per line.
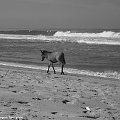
61, 52, 66, 65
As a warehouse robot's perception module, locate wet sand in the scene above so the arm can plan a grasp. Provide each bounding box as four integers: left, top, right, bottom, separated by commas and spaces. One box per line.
0, 65, 120, 120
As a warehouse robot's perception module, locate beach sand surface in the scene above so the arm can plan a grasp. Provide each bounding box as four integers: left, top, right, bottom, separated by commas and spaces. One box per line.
0, 64, 120, 120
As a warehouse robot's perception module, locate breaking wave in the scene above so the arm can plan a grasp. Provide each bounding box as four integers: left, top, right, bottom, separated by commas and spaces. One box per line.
54, 31, 120, 38
0, 30, 120, 45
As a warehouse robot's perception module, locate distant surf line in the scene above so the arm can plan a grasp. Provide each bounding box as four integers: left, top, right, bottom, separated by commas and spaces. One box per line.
0, 32, 120, 45
0, 61, 119, 80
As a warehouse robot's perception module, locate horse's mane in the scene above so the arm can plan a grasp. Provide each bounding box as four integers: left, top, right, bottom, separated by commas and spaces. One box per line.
42, 50, 52, 54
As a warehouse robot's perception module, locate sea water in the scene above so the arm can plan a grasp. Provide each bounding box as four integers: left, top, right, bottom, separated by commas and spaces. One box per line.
0, 29, 120, 79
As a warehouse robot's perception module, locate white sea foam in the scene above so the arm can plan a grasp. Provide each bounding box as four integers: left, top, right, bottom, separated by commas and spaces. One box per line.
0, 30, 120, 45
0, 61, 120, 80
54, 31, 120, 38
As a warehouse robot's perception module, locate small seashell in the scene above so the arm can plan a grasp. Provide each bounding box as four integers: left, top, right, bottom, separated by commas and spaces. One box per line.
86, 107, 91, 111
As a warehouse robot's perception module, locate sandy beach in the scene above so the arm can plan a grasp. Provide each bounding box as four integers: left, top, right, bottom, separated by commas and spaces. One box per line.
0, 0, 120, 119
0, 63, 119, 120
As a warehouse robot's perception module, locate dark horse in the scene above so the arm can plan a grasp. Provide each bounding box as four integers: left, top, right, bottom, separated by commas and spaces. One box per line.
40, 50, 66, 74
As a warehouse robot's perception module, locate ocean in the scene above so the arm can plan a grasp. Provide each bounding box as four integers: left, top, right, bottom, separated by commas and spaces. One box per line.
0, 29, 120, 79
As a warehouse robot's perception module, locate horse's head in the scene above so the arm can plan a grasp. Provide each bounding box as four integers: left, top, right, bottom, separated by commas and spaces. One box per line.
40, 50, 46, 61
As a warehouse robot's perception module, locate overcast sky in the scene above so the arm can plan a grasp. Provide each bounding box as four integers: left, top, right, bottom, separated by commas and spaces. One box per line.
0, 0, 120, 29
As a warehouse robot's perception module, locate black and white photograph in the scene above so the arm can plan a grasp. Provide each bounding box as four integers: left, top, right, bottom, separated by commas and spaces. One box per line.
0, 0, 120, 119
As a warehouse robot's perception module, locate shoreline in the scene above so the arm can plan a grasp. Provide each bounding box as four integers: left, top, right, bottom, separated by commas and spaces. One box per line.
0, 61, 119, 80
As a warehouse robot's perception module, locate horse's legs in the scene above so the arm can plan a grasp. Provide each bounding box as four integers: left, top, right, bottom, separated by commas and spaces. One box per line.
61, 64, 64, 75
47, 62, 51, 73
51, 63, 56, 74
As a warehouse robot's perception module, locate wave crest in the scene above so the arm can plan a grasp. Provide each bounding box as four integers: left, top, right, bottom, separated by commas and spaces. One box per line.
54, 31, 120, 38
0, 30, 120, 45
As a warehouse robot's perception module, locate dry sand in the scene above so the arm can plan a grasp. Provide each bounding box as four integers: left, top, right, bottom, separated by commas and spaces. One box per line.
0, 65, 120, 120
